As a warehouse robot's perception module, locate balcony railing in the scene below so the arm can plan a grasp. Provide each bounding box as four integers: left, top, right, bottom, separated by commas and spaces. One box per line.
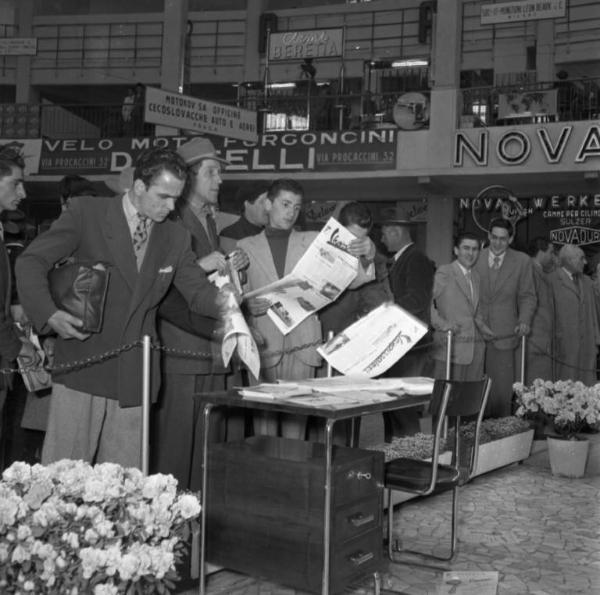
0, 76, 598, 139
460, 76, 600, 127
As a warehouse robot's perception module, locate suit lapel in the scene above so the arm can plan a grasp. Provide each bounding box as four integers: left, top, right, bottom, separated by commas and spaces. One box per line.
284, 230, 307, 275
179, 204, 215, 255
451, 260, 471, 304
558, 268, 580, 300
103, 196, 137, 293
253, 232, 279, 281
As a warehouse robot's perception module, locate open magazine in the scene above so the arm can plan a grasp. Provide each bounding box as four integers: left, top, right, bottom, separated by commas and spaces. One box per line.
317, 302, 429, 377
244, 217, 362, 335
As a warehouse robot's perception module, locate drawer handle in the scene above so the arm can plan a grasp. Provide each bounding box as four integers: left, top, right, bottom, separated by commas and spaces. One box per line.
349, 551, 374, 566
346, 471, 372, 480
348, 512, 375, 527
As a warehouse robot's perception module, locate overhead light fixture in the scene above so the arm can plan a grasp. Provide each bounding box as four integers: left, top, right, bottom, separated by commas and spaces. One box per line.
391, 58, 429, 68
269, 82, 296, 89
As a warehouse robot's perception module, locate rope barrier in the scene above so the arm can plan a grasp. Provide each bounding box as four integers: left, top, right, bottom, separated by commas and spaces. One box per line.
1, 331, 598, 377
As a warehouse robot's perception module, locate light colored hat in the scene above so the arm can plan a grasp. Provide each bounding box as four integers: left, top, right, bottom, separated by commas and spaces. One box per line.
177, 137, 230, 166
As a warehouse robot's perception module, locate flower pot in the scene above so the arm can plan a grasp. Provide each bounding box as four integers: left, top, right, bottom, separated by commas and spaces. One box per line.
547, 436, 590, 478
472, 429, 534, 477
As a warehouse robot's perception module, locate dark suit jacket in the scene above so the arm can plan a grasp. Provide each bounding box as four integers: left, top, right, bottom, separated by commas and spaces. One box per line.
159, 202, 227, 376
0, 239, 21, 390
388, 243, 435, 329
16, 195, 220, 407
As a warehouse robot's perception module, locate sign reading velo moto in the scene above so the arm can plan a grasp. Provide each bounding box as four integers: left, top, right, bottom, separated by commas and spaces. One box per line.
144, 87, 258, 143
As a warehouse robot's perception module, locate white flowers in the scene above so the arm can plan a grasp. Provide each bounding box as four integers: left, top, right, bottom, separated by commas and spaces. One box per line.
0, 460, 201, 593
514, 378, 600, 439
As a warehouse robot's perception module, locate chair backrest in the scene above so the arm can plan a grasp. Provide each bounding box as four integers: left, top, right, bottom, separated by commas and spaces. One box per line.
428, 377, 492, 480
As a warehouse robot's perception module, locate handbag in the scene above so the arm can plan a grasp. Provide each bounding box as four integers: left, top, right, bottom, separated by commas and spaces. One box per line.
16, 325, 53, 393
48, 260, 110, 333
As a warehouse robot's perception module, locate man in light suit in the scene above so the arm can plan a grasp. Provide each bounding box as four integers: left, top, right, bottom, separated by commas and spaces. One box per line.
153, 137, 248, 488
474, 217, 536, 418
431, 231, 493, 380
16, 148, 223, 468
549, 244, 599, 385
239, 179, 375, 438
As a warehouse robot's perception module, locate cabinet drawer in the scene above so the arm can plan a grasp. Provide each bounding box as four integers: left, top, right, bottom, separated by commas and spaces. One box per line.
331, 528, 383, 589
334, 497, 382, 542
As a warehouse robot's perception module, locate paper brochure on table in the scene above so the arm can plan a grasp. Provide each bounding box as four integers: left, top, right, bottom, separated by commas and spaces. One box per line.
209, 271, 260, 379
244, 217, 360, 335
317, 302, 428, 377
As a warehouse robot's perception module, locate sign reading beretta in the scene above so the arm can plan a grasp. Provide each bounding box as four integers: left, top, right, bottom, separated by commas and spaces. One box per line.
144, 87, 258, 143
269, 28, 343, 61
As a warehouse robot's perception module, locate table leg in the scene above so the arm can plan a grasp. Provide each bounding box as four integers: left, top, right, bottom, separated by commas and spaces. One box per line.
322, 417, 335, 595
199, 403, 214, 595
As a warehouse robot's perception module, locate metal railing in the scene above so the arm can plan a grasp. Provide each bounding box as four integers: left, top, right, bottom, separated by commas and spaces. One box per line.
460, 76, 600, 128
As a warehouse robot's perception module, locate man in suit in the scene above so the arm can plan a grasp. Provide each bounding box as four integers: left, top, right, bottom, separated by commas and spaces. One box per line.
239, 179, 375, 438
153, 137, 249, 488
16, 147, 223, 468
549, 244, 599, 385
525, 237, 556, 383
380, 219, 435, 436
0, 149, 38, 465
474, 217, 536, 418
431, 231, 493, 381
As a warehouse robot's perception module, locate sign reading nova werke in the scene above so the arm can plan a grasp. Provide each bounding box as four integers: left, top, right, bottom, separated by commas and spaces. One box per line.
268, 28, 343, 61
144, 87, 258, 143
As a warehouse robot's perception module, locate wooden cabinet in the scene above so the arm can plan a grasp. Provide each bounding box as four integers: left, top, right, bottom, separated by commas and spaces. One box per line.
206, 436, 384, 594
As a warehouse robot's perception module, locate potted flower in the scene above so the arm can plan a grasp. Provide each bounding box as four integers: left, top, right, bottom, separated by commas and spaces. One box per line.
513, 379, 600, 477
0, 460, 201, 594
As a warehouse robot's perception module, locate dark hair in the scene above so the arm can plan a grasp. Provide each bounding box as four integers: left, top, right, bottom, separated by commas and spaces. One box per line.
234, 181, 270, 212
338, 201, 372, 230
527, 236, 550, 257
488, 217, 513, 235
454, 231, 481, 248
133, 147, 188, 189
267, 178, 304, 201
58, 175, 97, 200
0, 144, 25, 177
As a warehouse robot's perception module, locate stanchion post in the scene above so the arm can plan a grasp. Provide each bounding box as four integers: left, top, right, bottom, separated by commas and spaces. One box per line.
442, 330, 453, 440
141, 335, 151, 476
325, 330, 334, 378
520, 335, 526, 385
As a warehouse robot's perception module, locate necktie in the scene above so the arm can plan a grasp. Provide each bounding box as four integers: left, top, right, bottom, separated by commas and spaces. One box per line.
206, 213, 219, 250
465, 269, 474, 302
132, 213, 150, 256
492, 255, 501, 269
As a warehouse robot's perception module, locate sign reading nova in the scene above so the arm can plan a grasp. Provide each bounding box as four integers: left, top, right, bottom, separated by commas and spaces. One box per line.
144, 87, 258, 143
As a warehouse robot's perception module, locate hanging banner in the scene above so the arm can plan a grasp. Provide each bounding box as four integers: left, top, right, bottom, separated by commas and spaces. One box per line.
34, 130, 396, 176
269, 28, 343, 61
144, 87, 258, 143
481, 1, 566, 25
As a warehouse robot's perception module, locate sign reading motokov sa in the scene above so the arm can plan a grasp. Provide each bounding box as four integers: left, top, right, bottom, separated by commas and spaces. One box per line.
144, 87, 258, 143
36, 130, 397, 175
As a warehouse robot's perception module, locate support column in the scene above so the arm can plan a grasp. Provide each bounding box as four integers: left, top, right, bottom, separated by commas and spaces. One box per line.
157, 0, 189, 136
244, 0, 267, 83
14, 0, 37, 103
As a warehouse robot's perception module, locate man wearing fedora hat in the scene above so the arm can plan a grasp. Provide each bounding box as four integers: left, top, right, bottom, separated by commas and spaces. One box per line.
380, 217, 435, 437
153, 136, 249, 488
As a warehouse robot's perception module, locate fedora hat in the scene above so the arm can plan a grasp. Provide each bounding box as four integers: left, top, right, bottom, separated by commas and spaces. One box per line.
177, 137, 230, 166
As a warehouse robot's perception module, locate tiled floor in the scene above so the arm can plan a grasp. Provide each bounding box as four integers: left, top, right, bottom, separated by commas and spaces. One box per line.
181, 435, 600, 595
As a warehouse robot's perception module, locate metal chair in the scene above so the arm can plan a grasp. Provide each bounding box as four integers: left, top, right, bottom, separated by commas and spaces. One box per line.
385, 377, 492, 563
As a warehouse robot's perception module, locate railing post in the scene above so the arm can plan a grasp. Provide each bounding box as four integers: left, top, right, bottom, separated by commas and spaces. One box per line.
141, 335, 151, 475
520, 335, 526, 385
443, 329, 453, 440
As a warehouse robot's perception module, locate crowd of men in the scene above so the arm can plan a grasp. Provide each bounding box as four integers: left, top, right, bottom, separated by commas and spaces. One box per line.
0, 141, 597, 488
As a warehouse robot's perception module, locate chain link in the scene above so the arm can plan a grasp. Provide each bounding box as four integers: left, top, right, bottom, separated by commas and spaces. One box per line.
2, 332, 597, 377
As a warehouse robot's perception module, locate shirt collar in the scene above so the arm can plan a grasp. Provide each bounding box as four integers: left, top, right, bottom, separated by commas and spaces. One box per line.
456, 261, 470, 276
561, 266, 574, 280
488, 250, 506, 267
393, 242, 413, 261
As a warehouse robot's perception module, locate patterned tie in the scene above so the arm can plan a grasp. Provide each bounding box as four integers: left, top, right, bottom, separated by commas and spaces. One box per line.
132, 212, 150, 256
492, 255, 501, 269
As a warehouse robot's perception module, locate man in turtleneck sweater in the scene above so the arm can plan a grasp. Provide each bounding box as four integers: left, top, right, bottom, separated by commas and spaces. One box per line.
238, 178, 376, 438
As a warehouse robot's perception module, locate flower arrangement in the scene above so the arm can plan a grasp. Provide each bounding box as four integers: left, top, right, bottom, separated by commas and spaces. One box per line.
0, 460, 201, 594
513, 378, 600, 440
368, 432, 447, 462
